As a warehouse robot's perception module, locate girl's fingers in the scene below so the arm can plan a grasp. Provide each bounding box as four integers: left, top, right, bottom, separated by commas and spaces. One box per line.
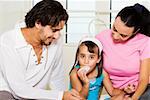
70, 91, 83, 100
70, 89, 81, 98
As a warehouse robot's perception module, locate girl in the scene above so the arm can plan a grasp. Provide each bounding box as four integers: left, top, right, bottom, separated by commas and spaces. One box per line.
69, 37, 103, 100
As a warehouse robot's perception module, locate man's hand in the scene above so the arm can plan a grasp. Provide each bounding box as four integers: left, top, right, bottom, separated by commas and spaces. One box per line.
111, 91, 125, 100
63, 89, 83, 100
123, 95, 132, 100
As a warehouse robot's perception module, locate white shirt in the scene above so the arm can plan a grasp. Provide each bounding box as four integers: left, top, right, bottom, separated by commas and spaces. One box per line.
0, 27, 65, 100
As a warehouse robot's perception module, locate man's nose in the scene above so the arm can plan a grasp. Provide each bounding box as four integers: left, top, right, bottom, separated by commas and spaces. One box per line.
53, 31, 60, 39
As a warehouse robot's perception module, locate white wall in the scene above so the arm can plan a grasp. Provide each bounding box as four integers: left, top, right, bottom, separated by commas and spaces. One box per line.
0, 0, 32, 34
63, 43, 77, 89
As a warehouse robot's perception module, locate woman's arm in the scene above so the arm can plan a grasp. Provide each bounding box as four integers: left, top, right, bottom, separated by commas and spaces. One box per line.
70, 69, 89, 99
131, 58, 150, 100
103, 70, 125, 97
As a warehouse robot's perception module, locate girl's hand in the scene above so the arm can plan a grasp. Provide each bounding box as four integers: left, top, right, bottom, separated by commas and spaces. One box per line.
77, 67, 89, 84
63, 89, 83, 100
124, 84, 136, 94
78, 66, 90, 74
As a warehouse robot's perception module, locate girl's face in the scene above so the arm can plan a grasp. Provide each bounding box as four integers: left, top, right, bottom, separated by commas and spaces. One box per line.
77, 45, 100, 72
112, 17, 135, 43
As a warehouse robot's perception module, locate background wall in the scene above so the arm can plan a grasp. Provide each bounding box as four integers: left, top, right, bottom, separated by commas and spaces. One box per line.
63, 43, 77, 89
0, 0, 32, 34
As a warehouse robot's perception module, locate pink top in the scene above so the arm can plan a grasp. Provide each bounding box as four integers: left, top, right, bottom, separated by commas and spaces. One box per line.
96, 29, 150, 89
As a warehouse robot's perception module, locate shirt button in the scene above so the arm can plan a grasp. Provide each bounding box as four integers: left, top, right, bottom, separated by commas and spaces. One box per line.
33, 54, 35, 56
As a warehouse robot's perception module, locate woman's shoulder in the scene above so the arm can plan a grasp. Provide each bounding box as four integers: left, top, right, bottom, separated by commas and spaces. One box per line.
136, 33, 150, 39
130, 33, 150, 44
96, 29, 112, 41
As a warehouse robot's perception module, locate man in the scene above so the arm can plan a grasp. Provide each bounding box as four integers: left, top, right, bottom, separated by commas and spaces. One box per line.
0, 0, 81, 100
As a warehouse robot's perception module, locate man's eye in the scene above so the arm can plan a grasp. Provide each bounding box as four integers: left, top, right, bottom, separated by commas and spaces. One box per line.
52, 30, 57, 32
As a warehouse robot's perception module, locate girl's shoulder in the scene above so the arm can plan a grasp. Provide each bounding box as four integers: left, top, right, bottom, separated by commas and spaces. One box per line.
74, 65, 80, 69
97, 74, 104, 80
70, 67, 79, 76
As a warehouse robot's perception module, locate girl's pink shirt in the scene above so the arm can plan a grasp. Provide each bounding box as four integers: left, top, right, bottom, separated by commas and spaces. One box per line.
96, 29, 150, 89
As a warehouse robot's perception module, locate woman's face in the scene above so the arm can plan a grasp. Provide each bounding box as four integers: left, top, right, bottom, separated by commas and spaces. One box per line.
112, 17, 135, 43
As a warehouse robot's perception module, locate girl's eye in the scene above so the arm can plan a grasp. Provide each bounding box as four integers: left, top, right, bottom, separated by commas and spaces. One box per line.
80, 55, 85, 58
90, 56, 94, 59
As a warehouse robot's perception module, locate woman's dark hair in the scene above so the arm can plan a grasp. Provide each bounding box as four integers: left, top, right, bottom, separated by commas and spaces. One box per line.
25, 0, 68, 28
70, 41, 103, 78
116, 3, 150, 37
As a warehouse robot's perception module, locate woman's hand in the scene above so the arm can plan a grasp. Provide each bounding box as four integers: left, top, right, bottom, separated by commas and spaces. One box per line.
124, 84, 136, 94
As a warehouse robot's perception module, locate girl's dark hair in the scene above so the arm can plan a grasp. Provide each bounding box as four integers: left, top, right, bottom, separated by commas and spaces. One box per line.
116, 3, 150, 37
70, 41, 103, 78
25, 0, 68, 28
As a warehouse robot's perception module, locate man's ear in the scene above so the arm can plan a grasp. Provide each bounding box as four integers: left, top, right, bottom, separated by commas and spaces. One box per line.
35, 22, 42, 29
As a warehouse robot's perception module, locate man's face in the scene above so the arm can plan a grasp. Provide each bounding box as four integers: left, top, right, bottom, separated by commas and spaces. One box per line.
38, 21, 65, 46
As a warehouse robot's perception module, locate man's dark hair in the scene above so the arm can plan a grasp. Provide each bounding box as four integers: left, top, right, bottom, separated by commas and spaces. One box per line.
25, 0, 68, 28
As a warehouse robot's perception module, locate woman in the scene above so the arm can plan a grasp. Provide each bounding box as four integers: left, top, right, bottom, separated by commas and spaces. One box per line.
96, 3, 150, 100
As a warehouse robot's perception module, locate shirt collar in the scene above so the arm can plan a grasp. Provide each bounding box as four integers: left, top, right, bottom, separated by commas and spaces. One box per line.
14, 28, 29, 49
